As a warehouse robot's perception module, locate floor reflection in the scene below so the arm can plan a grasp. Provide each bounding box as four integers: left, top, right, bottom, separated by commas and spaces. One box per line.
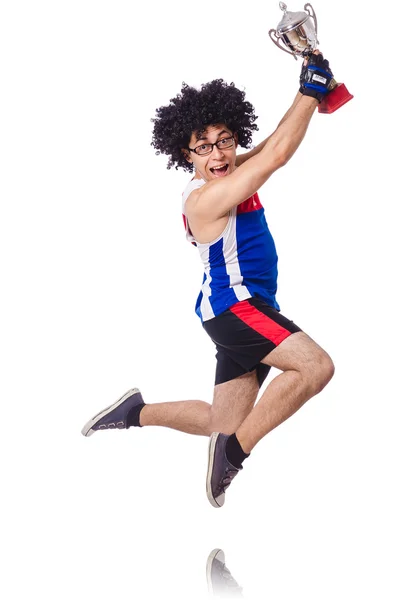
206, 548, 244, 598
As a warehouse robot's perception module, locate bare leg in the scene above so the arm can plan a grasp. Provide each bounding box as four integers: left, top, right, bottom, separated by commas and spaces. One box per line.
139, 400, 212, 436
139, 371, 259, 436
236, 332, 334, 453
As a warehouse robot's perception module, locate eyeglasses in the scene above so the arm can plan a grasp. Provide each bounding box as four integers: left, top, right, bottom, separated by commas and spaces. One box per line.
188, 136, 235, 156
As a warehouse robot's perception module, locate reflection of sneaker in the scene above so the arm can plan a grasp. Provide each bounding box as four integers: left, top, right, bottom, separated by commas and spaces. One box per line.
206, 549, 244, 597
206, 433, 240, 508
81, 388, 143, 437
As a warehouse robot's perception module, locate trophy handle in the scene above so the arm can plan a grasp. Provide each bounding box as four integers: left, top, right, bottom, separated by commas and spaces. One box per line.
268, 29, 298, 60
304, 3, 319, 42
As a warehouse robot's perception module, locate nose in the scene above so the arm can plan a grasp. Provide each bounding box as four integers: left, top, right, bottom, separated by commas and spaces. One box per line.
211, 144, 224, 158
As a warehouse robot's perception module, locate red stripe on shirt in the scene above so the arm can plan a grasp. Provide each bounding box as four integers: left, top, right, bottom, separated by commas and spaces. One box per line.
182, 214, 197, 246
237, 193, 263, 214
229, 300, 291, 346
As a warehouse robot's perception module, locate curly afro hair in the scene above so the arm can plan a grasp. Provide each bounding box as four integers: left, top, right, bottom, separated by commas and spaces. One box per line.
151, 79, 259, 173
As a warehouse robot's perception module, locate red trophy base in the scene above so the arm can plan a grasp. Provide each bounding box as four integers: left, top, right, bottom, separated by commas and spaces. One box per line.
318, 83, 354, 114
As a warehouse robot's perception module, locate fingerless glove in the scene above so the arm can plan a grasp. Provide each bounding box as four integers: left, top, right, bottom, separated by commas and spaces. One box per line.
300, 53, 334, 102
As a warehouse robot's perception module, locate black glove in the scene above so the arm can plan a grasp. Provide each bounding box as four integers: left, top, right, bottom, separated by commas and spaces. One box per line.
299, 53, 334, 102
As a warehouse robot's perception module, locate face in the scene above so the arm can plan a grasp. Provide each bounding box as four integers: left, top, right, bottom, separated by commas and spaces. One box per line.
185, 124, 238, 182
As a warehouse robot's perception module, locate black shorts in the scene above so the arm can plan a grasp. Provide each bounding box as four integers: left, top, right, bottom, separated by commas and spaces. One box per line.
202, 297, 302, 386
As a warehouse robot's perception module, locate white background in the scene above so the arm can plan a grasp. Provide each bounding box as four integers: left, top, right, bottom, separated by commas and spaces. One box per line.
1, 0, 396, 598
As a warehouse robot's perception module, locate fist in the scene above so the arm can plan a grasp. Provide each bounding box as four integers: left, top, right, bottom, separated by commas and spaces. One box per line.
299, 52, 334, 102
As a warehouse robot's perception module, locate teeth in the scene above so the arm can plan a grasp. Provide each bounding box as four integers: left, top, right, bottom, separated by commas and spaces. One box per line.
212, 165, 227, 170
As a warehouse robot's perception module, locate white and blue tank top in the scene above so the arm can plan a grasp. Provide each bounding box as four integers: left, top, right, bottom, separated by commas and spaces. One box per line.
182, 178, 279, 322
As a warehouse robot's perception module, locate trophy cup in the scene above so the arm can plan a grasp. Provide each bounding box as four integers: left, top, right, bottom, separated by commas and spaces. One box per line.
268, 2, 353, 114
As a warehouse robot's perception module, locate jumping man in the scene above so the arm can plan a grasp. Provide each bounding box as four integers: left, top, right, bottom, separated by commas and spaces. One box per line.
82, 53, 336, 508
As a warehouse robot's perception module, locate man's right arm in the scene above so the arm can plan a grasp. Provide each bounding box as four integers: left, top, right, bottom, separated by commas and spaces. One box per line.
186, 94, 318, 222
235, 91, 303, 167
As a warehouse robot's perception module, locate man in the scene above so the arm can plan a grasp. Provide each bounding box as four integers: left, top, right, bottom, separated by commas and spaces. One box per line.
82, 53, 335, 508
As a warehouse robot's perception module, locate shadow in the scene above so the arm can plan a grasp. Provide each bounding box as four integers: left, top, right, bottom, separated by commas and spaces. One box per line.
206, 548, 244, 598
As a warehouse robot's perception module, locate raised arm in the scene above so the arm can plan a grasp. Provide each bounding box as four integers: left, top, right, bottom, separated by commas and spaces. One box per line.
187, 94, 317, 221
235, 90, 303, 167
186, 52, 334, 222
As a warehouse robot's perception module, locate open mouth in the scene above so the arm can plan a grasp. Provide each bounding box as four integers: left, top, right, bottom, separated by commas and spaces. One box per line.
210, 164, 229, 177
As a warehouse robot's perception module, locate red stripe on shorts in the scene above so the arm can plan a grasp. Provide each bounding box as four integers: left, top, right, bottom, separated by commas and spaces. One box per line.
230, 300, 291, 346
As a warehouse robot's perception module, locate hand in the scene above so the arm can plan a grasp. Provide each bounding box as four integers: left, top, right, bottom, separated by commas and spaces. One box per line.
299, 52, 334, 103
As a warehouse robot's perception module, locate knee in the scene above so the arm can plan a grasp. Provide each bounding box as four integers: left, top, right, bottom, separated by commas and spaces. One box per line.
305, 351, 335, 396
320, 354, 335, 391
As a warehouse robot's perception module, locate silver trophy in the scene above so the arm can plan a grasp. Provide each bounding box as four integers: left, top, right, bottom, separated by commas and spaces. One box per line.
268, 2, 353, 113
269, 2, 319, 59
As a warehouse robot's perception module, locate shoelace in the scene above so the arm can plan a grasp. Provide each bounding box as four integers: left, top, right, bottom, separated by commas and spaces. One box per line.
98, 421, 124, 429
220, 467, 239, 492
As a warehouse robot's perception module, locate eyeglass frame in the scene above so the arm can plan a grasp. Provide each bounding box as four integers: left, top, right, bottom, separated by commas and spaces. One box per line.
188, 135, 236, 156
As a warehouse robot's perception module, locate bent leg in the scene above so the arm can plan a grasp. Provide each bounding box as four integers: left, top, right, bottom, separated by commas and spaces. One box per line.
236, 331, 335, 453
209, 370, 260, 434
140, 398, 212, 435
140, 370, 261, 436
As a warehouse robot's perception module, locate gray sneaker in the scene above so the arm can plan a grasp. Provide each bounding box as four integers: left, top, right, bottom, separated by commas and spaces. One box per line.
206, 433, 240, 508
206, 548, 244, 597
81, 388, 144, 437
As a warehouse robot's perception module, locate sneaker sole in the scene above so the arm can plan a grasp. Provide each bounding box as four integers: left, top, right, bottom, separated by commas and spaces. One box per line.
206, 548, 225, 595
206, 432, 224, 508
81, 388, 141, 437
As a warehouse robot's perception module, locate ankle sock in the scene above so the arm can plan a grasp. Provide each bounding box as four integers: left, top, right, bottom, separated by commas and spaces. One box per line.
225, 433, 250, 469
126, 402, 146, 428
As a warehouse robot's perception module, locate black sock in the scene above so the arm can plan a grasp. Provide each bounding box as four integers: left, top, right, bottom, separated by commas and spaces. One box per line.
126, 402, 146, 428
225, 433, 250, 469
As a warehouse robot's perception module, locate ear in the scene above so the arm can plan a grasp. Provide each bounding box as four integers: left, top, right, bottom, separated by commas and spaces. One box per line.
233, 132, 238, 147
182, 149, 192, 163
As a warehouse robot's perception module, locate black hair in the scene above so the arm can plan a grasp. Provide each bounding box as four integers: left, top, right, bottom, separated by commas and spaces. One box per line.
151, 79, 259, 173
